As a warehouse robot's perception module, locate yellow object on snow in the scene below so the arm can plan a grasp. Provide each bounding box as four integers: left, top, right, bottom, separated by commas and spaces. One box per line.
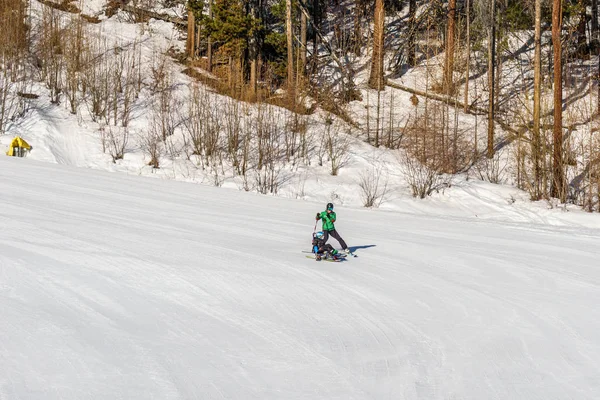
6, 136, 32, 157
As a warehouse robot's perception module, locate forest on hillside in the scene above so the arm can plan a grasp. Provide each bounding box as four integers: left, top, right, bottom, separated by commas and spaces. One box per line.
3, 0, 600, 211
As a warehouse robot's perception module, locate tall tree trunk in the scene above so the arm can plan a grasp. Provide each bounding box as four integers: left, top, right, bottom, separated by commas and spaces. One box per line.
300, 11, 307, 84
487, 0, 496, 158
238, 55, 244, 97
463, 0, 470, 112
533, 0, 542, 199
598, 44, 600, 115
552, 0, 565, 201
207, 0, 213, 73
575, 6, 589, 58
249, 0, 259, 96
250, 58, 257, 96
249, 46, 257, 98
186, 10, 195, 59
311, 0, 320, 76
228, 56, 233, 89
593, 0, 599, 48
375, 83, 381, 147
444, 0, 456, 94
286, 0, 295, 98
593, 0, 600, 114
368, 0, 385, 90
408, 0, 416, 66
353, 5, 362, 56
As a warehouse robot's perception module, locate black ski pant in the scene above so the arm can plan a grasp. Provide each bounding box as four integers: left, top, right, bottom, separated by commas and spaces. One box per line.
316, 243, 336, 255
323, 229, 348, 250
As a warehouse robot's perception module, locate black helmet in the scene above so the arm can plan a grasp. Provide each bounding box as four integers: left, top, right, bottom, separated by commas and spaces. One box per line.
326, 202, 334, 210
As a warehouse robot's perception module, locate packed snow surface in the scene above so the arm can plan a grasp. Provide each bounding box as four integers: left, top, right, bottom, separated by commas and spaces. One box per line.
1, 156, 599, 399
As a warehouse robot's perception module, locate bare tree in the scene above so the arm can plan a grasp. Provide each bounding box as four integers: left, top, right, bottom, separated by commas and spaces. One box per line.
182, 84, 208, 168
532, 0, 542, 200
83, 34, 110, 122
407, 0, 417, 66
99, 124, 129, 162
444, 0, 456, 94
474, 147, 507, 184
182, 83, 222, 175
403, 101, 471, 175
150, 53, 180, 140
203, 103, 222, 166
207, 0, 213, 73
322, 114, 350, 176
140, 121, 163, 169
38, 6, 64, 105
286, 0, 295, 100
487, 0, 496, 159
368, 0, 385, 90
357, 161, 390, 207
592, 0, 599, 51
398, 150, 452, 199
120, 40, 142, 128
551, 0, 565, 201
284, 111, 309, 166
592, 0, 600, 115
299, 10, 307, 86
186, 8, 195, 59
463, 0, 471, 112
223, 96, 245, 173
253, 104, 283, 194
64, 15, 86, 115
0, 0, 27, 133
0, 64, 19, 134
238, 128, 252, 190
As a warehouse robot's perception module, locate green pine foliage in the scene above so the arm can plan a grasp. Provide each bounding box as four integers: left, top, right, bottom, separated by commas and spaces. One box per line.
205, 0, 254, 55
188, 0, 205, 20
262, 0, 287, 82
502, 1, 534, 31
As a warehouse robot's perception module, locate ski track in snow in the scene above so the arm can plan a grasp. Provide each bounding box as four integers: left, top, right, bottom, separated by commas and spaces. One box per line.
1, 157, 600, 399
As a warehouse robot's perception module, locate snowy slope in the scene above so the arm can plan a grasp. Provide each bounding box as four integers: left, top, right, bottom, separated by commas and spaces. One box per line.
7, 86, 600, 231
1, 156, 599, 399
4, 0, 600, 231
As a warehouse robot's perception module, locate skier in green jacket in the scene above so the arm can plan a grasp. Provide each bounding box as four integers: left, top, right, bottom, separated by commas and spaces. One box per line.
315, 202, 350, 254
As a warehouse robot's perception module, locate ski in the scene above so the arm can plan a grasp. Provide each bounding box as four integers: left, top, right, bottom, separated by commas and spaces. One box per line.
305, 255, 344, 262
302, 250, 347, 259
301, 250, 351, 258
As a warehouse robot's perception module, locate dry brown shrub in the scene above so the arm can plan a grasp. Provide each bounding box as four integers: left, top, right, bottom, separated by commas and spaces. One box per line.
401, 102, 471, 175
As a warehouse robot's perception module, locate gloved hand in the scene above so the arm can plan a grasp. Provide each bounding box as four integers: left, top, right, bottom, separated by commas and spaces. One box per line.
316, 213, 320, 219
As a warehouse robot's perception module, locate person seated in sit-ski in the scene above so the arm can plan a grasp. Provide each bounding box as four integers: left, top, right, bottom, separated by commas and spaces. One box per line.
312, 231, 342, 261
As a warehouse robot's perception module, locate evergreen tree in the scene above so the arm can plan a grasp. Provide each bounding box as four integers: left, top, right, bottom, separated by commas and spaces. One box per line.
206, 0, 253, 56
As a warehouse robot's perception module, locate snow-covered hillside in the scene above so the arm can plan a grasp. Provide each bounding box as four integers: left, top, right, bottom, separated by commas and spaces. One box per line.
4, 0, 600, 228
2, 1, 600, 398
1, 156, 599, 399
